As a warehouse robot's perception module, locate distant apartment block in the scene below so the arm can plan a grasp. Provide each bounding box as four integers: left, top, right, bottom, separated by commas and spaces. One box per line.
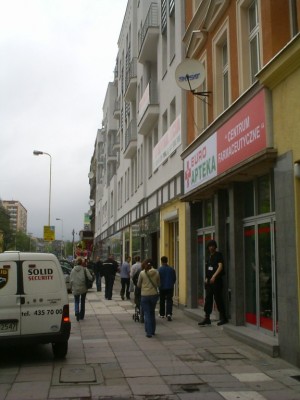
2, 200, 27, 232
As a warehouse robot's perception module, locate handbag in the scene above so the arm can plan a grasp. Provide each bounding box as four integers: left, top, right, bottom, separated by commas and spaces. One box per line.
85, 268, 94, 289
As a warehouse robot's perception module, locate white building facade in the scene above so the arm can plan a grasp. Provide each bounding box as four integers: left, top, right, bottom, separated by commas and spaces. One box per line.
91, 0, 188, 306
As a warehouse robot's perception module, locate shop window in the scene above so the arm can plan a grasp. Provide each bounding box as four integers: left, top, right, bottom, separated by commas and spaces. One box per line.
243, 174, 273, 217
244, 181, 254, 217
257, 175, 271, 214
204, 199, 214, 226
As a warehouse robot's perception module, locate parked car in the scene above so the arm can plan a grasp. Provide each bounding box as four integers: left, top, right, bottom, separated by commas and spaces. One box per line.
59, 260, 73, 293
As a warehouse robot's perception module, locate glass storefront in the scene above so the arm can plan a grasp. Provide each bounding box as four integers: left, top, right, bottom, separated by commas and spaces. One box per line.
243, 174, 277, 335
244, 220, 277, 333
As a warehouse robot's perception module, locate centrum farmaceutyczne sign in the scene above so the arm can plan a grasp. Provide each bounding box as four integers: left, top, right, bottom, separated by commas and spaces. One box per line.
184, 90, 267, 193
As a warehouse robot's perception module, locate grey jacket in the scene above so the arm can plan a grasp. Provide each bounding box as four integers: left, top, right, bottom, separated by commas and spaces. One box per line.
70, 265, 93, 295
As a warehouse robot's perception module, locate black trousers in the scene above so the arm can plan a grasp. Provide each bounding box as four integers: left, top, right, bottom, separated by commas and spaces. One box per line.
204, 279, 226, 319
159, 288, 174, 316
104, 274, 115, 299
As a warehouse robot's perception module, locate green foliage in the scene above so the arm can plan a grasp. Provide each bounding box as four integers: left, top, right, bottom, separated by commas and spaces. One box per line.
0, 203, 13, 251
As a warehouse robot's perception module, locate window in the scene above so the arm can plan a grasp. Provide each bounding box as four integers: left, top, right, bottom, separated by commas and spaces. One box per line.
237, 0, 261, 92
169, 2, 175, 63
110, 191, 114, 218
213, 22, 230, 116
289, 0, 299, 36
148, 135, 153, 178
161, 0, 167, 33
248, 1, 260, 83
243, 174, 274, 217
162, 110, 168, 134
170, 98, 176, 124
169, 0, 175, 16
222, 41, 229, 110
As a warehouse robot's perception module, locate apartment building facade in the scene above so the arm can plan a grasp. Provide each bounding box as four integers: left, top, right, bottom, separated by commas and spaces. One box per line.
181, 0, 300, 367
2, 200, 27, 233
90, 0, 188, 306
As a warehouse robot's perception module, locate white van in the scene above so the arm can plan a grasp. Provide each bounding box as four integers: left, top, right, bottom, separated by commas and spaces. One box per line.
0, 251, 71, 358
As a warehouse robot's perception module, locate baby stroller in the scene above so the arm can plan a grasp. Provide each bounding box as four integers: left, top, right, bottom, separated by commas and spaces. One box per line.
132, 285, 142, 322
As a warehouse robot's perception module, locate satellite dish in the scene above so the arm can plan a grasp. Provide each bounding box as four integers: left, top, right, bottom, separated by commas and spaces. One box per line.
88, 209, 93, 216
175, 59, 206, 91
88, 171, 94, 179
89, 199, 95, 207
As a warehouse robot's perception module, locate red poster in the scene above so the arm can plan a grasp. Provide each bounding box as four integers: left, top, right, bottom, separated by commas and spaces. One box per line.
217, 90, 267, 174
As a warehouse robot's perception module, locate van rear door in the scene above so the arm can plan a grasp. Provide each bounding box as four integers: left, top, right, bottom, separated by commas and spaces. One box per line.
0, 260, 21, 337
21, 258, 67, 336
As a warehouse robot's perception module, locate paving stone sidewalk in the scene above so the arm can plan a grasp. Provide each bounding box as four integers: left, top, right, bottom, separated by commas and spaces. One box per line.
1, 279, 300, 400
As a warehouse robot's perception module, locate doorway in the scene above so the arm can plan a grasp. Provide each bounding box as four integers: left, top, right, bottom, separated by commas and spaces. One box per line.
244, 217, 277, 335
197, 230, 215, 307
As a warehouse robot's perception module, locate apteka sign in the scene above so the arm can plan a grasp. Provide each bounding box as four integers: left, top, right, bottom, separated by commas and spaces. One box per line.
184, 90, 267, 193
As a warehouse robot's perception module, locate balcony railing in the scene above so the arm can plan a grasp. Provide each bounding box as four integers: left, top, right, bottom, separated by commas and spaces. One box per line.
125, 57, 137, 93
125, 119, 137, 150
113, 98, 120, 118
138, 3, 159, 55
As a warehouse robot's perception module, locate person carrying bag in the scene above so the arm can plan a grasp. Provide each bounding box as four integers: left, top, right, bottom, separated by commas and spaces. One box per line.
137, 259, 160, 338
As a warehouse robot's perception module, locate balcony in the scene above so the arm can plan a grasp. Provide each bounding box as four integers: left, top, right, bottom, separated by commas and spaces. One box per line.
124, 119, 137, 159
138, 80, 159, 135
124, 58, 137, 101
138, 3, 159, 64
112, 136, 120, 152
107, 144, 117, 163
113, 97, 120, 119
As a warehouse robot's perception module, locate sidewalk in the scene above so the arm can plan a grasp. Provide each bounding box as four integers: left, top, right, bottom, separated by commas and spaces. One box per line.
1, 279, 300, 400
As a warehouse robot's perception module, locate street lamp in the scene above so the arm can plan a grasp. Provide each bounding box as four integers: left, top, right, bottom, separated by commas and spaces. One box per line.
33, 150, 52, 226
56, 218, 64, 258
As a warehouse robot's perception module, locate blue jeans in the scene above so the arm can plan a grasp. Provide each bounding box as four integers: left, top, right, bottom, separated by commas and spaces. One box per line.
74, 292, 87, 319
141, 295, 159, 336
95, 272, 102, 291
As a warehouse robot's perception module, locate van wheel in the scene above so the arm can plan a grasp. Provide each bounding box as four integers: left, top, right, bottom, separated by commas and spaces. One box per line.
52, 341, 68, 358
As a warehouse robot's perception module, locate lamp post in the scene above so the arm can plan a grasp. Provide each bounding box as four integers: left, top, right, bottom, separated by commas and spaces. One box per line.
56, 218, 64, 258
33, 150, 52, 226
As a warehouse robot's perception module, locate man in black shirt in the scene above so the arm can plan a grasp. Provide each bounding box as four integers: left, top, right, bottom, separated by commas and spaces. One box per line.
94, 256, 103, 292
102, 254, 119, 300
198, 240, 228, 326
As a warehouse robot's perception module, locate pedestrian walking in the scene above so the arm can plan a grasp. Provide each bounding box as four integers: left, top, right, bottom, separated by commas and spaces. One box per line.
102, 254, 119, 300
137, 259, 160, 338
198, 240, 228, 326
70, 257, 93, 321
132, 261, 145, 323
94, 256, 103, 292
158, 256, 176, 321
130, 255, 142, 278
120, 256, 131, 300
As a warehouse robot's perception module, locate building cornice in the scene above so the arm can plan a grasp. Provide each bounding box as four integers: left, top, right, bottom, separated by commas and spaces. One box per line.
258, 33, 300, 89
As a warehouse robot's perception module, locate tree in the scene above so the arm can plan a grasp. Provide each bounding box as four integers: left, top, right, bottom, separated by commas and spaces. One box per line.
0, 202, 13, 251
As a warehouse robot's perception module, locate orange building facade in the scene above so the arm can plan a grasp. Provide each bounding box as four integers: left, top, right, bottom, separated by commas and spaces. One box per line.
181, 0, 300, 367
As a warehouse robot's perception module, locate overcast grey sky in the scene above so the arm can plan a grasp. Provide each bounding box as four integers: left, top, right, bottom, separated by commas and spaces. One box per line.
0, 0, 127, 241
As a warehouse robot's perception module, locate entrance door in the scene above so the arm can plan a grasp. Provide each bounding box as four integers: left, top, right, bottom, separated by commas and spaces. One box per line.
244, 218, 277, 334
197, 231, 214, 307
168, 221, 179, 302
